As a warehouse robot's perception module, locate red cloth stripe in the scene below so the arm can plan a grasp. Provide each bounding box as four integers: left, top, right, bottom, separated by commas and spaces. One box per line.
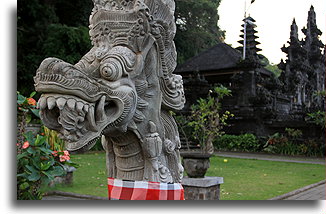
108, 177, 184, 200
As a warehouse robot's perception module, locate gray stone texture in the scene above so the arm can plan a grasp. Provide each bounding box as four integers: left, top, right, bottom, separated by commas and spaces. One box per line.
284, 184, 326, 200
182, 177, 224, 200
34, 0, 185, 184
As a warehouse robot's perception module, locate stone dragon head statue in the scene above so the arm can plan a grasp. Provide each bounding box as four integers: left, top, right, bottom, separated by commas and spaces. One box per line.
34, 0, 185, 183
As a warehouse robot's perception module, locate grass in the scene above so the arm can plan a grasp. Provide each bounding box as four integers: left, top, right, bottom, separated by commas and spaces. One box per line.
45, 152, 108, 197
207, 156, 325, 200
45, 152, 325, 200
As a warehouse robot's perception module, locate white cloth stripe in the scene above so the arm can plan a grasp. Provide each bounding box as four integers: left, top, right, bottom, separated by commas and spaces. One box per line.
159, 182, 168, 190
109, 177, 183, 190
113, 178, 123, 187
133, 180, 149, 189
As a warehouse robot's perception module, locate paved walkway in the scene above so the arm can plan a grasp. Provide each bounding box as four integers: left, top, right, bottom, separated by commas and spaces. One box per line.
284, 183, 325, 200
42, 191, 108, 200
269, 181, 326, 200
215, 151, 325, 165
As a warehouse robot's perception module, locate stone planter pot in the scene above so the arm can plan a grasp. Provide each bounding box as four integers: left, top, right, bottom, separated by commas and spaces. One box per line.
23, 123, 42, 135
180, 152, 211, 178
17, 123, 42, 134
49, 165, 76, 187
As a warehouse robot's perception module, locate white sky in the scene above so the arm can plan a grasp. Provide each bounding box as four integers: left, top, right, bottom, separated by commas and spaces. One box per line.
218, 0, 326, 64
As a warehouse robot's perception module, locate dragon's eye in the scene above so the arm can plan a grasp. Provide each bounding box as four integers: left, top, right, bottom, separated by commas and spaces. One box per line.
100, 58, 123, 81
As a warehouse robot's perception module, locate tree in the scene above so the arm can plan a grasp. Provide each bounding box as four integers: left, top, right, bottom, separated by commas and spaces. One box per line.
174, 0, 225, 63
17, 0, 58, 95
17, 0, 92, 94
17, 0, 225, 93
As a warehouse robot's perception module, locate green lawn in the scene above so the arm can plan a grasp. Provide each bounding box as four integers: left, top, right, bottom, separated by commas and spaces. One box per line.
45, 152, 325, 200
45, 152, 108, 197
207, 157, 325, 200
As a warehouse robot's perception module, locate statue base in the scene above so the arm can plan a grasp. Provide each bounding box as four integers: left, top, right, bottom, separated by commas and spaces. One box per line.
182, 177, 224, 200
107, 178, 184, 200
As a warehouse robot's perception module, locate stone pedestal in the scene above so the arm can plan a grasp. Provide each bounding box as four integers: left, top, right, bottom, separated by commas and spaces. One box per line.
182, 177, 224, 200
49, 166, 76, 187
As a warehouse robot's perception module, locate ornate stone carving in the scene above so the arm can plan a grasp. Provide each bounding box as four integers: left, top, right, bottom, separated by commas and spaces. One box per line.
34, 0, 185, 183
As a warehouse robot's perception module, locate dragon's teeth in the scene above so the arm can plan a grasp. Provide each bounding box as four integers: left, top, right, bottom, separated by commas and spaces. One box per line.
38, 97, 47, 110
47, 97, 56, 110
83, 104, 89, 113
56, 97, 67, 110
76, 101, 84, 114
96, 95, 107, 122
67, 99, 76, 110
87, 105, 97, 131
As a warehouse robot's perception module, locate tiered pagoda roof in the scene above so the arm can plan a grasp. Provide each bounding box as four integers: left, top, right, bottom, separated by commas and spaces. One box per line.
236, 16, 262, 58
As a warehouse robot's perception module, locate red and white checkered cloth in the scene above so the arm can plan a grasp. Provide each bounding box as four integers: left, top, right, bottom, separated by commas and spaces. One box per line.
107, 177, 184, 200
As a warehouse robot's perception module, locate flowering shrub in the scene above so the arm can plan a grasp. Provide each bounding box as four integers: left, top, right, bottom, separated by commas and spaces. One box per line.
263, 129, 323, 157
17, 132, 66, 199
17, 92, 78, 200
17, 91, 39, 125
52, 150, 71, 162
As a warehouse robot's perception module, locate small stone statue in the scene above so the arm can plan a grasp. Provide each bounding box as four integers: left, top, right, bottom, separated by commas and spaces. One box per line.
34, 0, 185, 186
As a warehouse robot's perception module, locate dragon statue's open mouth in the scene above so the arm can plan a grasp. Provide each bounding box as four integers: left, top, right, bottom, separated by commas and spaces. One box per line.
34, 56, 137, 152
38, 94, 122, 151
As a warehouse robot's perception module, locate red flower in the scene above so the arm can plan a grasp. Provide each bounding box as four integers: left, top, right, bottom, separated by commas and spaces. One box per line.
52, 151, 58, 157
27, 98, 36, 106
59, 154, 70, 162
22, 141, 29, 149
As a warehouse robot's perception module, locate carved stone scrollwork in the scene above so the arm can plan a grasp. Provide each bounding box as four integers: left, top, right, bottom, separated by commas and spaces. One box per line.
34, 0, 184, 184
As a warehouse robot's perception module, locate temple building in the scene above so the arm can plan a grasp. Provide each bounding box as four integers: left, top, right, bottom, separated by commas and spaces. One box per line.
175, 6, 325, 141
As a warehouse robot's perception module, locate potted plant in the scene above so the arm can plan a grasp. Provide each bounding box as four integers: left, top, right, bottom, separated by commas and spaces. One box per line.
178, 85, 233, 178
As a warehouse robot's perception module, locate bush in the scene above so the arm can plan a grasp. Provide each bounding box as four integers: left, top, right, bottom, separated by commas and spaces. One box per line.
263, 130, 324, 157
17, 92, 78, 199
17, 132, 66, 199
214, 133, 261, 152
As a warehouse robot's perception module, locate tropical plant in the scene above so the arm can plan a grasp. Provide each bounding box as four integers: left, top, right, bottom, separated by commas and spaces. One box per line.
186, 85, 233, 154
263, 128, 323, 157
43, 126, 66, 152
285, 128, 302, 139
17, 92, 78, 199
17, 91, 40, 150
17, 132, 66, 200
